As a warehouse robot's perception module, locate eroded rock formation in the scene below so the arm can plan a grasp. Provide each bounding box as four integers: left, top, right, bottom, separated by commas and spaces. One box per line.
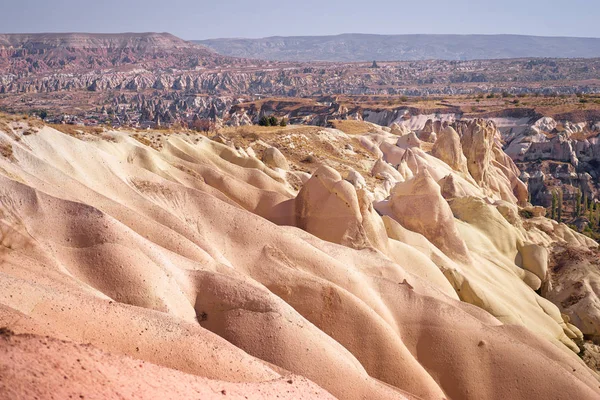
0, 118, 599, 399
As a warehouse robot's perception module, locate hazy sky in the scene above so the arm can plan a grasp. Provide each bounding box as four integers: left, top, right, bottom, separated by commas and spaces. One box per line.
2, 0, 600, 39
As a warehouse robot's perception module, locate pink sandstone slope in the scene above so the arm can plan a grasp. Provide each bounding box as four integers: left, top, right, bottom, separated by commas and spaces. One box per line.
0, 331, 334, 400
0, 120, 599, 399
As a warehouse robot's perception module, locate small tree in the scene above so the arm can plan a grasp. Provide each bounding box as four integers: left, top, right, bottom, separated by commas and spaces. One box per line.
39, 110, 48, 120
551, 191, 557, 221
557, 190, 563, 223
576, 189, 582, 217
268, 116, 278, 126
258, 116, 270, 126
583, 191, 588, 213
279, 118, 287, 127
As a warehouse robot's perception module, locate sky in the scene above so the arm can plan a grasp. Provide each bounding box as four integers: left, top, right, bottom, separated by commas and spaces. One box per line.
2, 0, 600, 40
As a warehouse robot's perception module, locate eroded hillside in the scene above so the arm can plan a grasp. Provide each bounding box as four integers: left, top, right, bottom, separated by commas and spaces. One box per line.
1, 114, 599, 399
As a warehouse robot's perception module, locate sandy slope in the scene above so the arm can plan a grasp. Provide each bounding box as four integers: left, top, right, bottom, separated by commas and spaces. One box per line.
0, 120, 599, 399
0, 330, 334, 400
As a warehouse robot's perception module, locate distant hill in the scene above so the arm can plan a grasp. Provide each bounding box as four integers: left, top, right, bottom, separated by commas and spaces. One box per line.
0, 32, 226, 74
0, 32, 200, 50
196, 34, 600, 61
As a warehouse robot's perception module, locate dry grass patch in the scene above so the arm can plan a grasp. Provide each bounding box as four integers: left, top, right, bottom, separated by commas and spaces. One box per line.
0, 142, 14, 159
0, 122, 10, 134
571, 131, 594, 141
219, 125, 291, 137
330, 120, 374, 135
174, 164, 205, 181
0, 114, 14, 134
49, 124, 105, 137
131, 134, 153, 147
0, 112, 44, 129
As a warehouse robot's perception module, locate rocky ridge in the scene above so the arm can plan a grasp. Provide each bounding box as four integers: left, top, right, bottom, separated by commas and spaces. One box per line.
197, 33, 600, 62
1, 33, 600, 102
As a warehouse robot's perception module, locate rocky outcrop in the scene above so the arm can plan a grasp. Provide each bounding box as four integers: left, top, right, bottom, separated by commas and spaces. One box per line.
439, 174, 469, 199
396, 132, 422, 149
262, 147, 289, 170
503, 116, 600, 207
457, 119, 529, 204
292, 166, 375, 249
390, 122, 411, 136
371, 158, 403, 182
520, 243, 549, 282
417, 119, 437, 142
431, 126, 468, 174
385, 169, 471, 262
458, 119, 496, 185
544, 246, 600, 340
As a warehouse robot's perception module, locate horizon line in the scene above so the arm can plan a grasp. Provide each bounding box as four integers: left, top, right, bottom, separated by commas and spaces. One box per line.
1, 31, 600, 42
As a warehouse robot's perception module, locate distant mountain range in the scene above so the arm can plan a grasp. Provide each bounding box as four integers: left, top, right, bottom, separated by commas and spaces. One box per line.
0, 32, 198, 50
196, 34, 600, 62
0, 32, 227, 74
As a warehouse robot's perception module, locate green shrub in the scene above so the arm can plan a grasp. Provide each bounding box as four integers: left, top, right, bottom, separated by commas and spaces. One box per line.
258, 116, 281, 127
519, 209, 534, 219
